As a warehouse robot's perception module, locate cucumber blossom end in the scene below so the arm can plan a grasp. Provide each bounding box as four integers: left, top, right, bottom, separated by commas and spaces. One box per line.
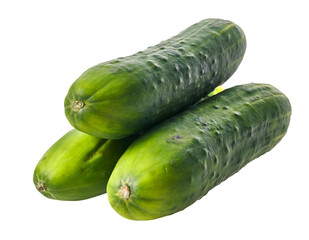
72, 101, 85, 112
119, 185, 131, 201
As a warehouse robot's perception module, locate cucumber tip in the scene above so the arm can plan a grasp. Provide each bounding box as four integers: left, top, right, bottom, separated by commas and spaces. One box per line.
37, 181, 46, 192
119, 185, 130, 200
72, 101, 85, 112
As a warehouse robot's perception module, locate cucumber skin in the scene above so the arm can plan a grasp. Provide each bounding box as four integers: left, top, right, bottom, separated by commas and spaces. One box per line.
33, 129, 134, 201
65, 18, 246, 139
107, 83, 292, 220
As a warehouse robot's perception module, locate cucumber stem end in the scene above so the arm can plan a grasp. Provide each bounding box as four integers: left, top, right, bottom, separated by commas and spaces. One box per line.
37, 182, 46, 192
72, 101, 85, 112
119, 185, 130, 200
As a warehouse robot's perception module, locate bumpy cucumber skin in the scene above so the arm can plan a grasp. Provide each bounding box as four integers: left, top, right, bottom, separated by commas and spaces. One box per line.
65, 18, 246, 139
107, 83, 291, 220
33, 129, 134, 201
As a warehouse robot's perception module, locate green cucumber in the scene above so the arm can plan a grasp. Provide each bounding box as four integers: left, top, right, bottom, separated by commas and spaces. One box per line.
33, 129, 134, 200
65, 18, 246, 139
107, 83, 291, 220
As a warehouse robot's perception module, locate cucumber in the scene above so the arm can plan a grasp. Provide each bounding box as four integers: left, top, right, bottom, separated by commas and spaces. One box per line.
33, 129, 134, 201
207, 86, 224, 97
107, 83, 291, 220
65, 18, 246, 139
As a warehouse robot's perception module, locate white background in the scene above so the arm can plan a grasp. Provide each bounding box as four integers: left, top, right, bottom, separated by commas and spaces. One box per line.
1, 0, 308, 239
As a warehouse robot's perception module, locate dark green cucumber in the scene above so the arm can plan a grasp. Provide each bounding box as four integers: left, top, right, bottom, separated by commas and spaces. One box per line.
107, 83, 291, 220
65, 18, 246, 139
33, 129, 134, 201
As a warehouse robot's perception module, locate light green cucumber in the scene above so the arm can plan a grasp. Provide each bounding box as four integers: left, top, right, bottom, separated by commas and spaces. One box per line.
33, 129, 134, 200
